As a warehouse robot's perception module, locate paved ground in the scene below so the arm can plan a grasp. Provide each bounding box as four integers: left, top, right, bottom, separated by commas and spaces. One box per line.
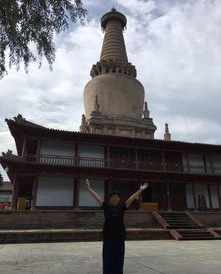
0, 240, 221, 274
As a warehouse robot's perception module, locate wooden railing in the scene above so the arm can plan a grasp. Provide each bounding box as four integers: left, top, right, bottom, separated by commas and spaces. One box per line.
21, 154, 221, 175
39, 154, 75, 166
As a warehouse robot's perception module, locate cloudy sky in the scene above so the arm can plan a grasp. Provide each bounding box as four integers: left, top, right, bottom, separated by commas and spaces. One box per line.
0, 0, 221, 179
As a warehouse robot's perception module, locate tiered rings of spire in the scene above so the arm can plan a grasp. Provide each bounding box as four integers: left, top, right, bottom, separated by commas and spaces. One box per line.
91, 9, 137, 78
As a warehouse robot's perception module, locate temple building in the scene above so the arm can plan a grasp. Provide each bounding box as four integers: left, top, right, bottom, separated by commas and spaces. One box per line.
0, 9, 221, 240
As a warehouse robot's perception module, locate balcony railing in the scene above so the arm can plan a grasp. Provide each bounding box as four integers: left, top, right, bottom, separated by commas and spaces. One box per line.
20, 154, 221, 175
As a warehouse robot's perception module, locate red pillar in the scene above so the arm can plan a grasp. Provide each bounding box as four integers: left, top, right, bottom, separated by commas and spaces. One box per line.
74, 178, 80, 208
161, 151, 167, 171
192, 182, 197, 210
11, 174, 18, 210
31, 176, 38, 210
167, 182, 172, 211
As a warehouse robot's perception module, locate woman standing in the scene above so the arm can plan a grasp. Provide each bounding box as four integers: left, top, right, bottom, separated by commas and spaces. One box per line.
85, 179, 148, 274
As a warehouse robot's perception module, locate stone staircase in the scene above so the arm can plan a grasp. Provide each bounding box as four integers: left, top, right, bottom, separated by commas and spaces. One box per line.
152, 211, 220, 240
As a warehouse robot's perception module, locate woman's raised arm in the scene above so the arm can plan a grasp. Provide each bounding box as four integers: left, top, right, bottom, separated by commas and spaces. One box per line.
125, 183, 149, 209
85, 179, 104, 206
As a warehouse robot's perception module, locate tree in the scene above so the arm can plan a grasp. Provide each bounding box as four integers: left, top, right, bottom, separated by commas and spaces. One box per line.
0, 173, 3, 184
0, 0, 86, 78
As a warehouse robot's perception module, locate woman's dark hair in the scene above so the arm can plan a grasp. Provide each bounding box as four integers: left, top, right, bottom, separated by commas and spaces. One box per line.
108, 191, 121, 199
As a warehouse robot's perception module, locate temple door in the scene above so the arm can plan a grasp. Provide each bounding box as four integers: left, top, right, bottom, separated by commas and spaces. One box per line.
171, 183, 186, 211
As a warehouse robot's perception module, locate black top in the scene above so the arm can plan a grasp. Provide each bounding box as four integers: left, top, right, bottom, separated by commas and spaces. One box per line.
101, 201, 127, 241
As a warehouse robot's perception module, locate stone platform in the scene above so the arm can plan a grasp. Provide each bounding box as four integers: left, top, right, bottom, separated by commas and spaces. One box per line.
0, 210, 220, 243
0, 228, 171, 244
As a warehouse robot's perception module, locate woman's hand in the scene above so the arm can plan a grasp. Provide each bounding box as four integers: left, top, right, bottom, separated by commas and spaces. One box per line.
85, 178, 91, 189
139, 183, 149, 191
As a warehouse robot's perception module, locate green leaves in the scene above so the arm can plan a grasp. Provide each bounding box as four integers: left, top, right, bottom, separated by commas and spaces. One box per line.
0, 0, 87, 78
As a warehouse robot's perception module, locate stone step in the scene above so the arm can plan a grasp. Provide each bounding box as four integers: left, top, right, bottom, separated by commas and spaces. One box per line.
169, 224, 199, 226
167, 223, 199, 226
167, 224, 198, 227
162, 217, 189, 219
159, 212, 201, 229
0, 228, 171, 244
167, 223, 197, 227
160, 212, 187, 216
164, 220, 196, 224
180, 236, 215, 240
168, 226, 200, 229
163, 218, 194, 221
177, 229, 217, 240
180, 232, 212, 236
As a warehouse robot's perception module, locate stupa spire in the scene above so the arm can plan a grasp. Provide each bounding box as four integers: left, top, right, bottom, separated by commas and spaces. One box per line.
83, 9, 156, 139
100, 9, 128, 64
90, 9, 136, 79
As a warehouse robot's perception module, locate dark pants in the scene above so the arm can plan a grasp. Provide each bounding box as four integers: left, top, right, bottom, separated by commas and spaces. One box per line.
103, 239, 125, 274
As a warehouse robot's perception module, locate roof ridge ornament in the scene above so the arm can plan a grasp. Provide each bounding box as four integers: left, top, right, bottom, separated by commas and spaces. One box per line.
143, 101, 150, 119
164, 123, 171, 141
80, 114, 90, 133
13, 114, 25, 122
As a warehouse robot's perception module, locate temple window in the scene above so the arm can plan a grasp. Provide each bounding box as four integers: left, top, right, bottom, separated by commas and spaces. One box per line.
165, 151, 183, 172
184, 153, 205, 174
137, 150, 162, 171
109, 147, 135, 169
78, 144, 104, 167
211, 152, 221, 174
40, 140, 75, 166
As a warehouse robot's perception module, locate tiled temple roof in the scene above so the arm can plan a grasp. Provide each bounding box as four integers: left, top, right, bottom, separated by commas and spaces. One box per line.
4, 114, 221, 152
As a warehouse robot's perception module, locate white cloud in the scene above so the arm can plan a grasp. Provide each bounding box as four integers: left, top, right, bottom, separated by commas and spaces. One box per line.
0, 0, 221, 179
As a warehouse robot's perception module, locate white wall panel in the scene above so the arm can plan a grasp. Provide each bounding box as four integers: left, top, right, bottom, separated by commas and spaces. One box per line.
189, 154, 204, 174
36, 176, 74, 206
